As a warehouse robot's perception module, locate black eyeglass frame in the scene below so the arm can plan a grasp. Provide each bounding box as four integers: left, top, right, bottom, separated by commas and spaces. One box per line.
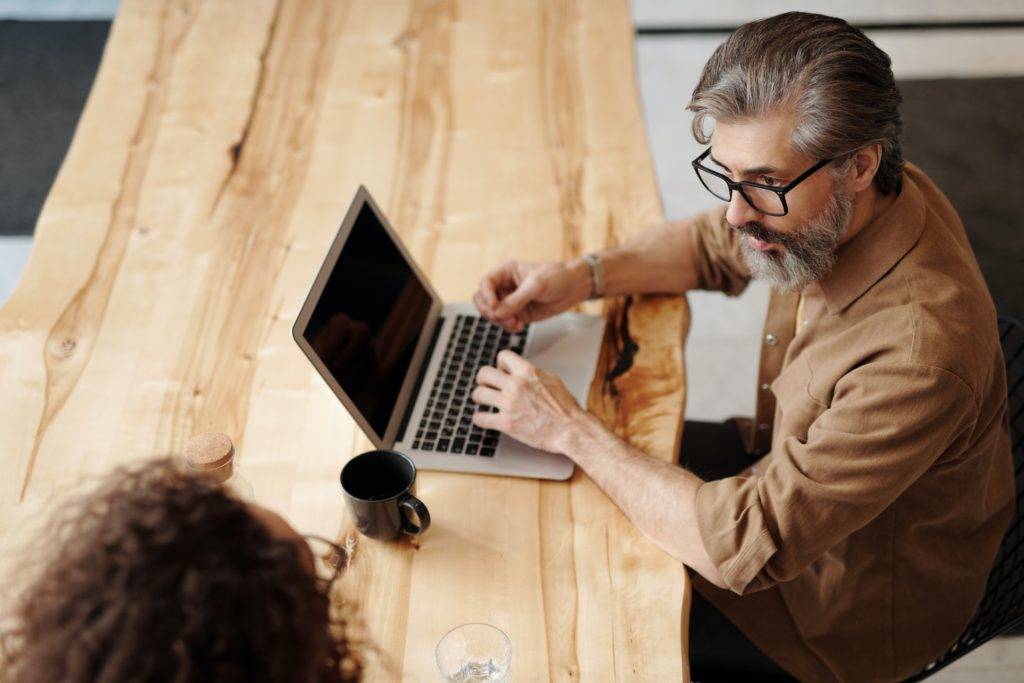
691, 148, 834, 217
302, 533, 348, 590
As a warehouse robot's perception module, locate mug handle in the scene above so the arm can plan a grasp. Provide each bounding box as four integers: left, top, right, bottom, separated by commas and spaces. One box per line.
399, 494, 431, 536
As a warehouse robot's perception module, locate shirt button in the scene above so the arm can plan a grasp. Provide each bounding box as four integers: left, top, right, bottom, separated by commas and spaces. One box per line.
757, 423, 769, 432
761, 383, 770, 391
765, 333, 778, 346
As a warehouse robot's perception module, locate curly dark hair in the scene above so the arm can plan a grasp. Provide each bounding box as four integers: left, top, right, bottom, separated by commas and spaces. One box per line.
0, 458, 360, 682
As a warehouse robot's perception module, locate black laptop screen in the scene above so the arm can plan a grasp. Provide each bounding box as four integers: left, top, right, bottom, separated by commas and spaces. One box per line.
303, 203, 434, 437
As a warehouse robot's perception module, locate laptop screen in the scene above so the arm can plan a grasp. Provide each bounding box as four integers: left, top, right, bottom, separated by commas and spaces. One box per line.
302, 202, 434, 437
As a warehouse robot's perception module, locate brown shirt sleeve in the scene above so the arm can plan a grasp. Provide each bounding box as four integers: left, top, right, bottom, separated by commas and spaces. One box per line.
695, 362, 978, 595
688, 205, 751, 296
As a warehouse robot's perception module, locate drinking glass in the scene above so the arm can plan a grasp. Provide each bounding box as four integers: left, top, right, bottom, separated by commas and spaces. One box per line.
435, 623, 511, 681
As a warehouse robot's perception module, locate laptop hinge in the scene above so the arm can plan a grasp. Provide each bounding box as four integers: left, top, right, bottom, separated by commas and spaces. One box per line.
396, 315, 445, 444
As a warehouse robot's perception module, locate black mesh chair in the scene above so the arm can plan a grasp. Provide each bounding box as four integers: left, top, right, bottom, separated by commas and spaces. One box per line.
906, 315, 1024, 681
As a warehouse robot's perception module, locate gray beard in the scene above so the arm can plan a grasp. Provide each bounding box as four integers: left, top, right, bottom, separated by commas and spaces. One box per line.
736, 190, 854, 293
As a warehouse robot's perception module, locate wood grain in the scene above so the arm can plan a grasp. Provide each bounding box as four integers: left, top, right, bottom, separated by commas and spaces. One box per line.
0, 1, 690, 679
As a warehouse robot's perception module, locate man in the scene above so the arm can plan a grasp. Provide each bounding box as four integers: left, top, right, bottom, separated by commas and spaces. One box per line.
470, 12, 1014, 683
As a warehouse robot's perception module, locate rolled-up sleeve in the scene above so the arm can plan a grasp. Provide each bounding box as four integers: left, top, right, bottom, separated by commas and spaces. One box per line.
688, 205, 751, 296
695, 363, 977, 595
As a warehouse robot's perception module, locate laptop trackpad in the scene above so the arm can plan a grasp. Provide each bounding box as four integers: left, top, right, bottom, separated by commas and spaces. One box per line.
523, 312, 606, 403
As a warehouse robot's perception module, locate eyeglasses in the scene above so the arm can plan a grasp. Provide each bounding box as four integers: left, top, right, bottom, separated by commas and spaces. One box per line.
302, 534, 349, 589
691, 148, 833, 217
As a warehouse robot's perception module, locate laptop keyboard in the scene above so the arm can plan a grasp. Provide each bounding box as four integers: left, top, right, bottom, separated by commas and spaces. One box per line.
411, 315, 528, 457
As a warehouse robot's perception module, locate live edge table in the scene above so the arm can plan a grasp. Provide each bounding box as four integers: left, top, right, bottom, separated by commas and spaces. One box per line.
0, 1, 691, 679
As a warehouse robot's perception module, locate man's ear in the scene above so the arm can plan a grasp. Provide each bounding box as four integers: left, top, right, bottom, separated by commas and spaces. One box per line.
850, 144, 883, 193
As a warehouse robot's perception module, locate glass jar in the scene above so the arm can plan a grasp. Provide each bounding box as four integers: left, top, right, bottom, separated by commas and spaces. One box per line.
183, 432, 254, 500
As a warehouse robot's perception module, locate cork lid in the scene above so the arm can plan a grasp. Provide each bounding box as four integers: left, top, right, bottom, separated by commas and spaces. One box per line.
184, 432, 235, 471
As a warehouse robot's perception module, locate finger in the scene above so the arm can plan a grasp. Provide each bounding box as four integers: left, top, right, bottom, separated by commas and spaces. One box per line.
476, 365, 511, 389
478, 274, 498, 309
481, 263, 517, 304
493, 315, 521, 332
473, 291, 494, 319
496, 349, 534, 376
472, 410, 503, 432
471, 385, 503, 408
493, 277, 541, 319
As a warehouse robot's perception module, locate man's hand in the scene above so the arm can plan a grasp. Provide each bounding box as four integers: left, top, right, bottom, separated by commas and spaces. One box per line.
471, 350, 593, 453
473, 259, 592, 332
471, 352, 726, 587
474, 218, 702, 332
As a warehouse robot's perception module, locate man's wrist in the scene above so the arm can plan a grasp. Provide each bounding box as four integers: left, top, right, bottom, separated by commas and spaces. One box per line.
593, 246, 637, 299
558, 409, 611, 462
567, 257, 597, 303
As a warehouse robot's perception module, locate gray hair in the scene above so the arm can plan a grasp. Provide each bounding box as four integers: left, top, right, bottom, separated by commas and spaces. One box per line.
688, 12, 903, 195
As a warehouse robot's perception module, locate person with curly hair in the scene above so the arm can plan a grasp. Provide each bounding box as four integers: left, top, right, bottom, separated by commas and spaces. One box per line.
0, 458, 361, 682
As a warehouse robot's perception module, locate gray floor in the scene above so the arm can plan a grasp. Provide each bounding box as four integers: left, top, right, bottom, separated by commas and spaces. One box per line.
0, 236, 31, 303
0, 0, 1021, 678
0, 0, 118, 20
0, 19, 110, 236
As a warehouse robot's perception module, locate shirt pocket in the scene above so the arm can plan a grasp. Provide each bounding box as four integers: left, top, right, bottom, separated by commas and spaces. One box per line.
771, 356, 828, 443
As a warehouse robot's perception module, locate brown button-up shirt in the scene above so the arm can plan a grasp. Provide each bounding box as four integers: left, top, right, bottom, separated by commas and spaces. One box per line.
684, 164, 1014, 682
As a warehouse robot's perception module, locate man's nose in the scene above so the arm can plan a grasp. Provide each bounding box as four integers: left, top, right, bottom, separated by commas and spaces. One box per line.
726, 189, 763, 227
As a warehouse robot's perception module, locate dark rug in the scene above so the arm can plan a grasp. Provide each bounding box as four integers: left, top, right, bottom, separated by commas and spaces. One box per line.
0, 23, 1019, 317
0, 20, 110, 236
900, 77, 1024, 321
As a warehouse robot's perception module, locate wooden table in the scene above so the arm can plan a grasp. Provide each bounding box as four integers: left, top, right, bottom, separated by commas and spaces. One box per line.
0, 1, 691, 679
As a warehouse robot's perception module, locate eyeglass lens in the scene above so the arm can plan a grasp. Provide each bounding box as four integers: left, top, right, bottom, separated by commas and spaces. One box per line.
696, 166, 786, 215
305, 536, 346, 584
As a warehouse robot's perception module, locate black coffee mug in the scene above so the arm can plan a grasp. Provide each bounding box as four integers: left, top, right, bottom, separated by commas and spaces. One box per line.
340, 450, 430, 540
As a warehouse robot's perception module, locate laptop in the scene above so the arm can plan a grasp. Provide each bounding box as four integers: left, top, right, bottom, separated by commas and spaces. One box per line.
292, 186, 605, 480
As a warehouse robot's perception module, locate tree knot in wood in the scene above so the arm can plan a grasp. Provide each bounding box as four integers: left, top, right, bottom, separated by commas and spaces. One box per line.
392, 31, 414, 50
605, 295, 638, 384
53, 338, 77, 358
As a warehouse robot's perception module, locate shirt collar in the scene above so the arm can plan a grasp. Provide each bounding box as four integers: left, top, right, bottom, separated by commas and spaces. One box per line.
816, 164, 926, 315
